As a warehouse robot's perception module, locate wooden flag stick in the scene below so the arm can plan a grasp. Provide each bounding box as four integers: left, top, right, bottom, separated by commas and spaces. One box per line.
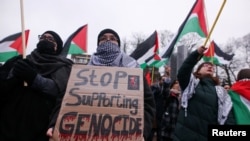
198, 0, 227, 61
203, 0, 227, 47
20, 0, 28, 86
20, 0, 26, 59
151, 67, 154, 85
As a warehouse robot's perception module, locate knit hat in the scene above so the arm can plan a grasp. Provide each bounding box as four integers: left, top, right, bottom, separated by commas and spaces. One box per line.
97, 28, 120, 47
237, 68, 250, 81
42, 30, 63, 54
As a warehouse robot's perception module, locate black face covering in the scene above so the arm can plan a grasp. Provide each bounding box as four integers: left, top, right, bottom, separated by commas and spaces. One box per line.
36, 40, 57, 55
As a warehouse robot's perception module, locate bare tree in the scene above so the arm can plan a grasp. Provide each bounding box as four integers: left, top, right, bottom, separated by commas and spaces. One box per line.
159, 30, 174, 47
242, 33, 250, 67
120, 30, 250, 86
121, 37, 130, 54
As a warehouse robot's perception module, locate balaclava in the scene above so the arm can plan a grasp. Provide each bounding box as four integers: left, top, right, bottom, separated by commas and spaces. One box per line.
37, 30, 63, 55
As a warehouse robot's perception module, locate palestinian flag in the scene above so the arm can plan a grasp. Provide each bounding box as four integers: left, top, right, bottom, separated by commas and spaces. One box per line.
130, 31, 160, 69
0, 30, 30, 62
61, 24, 88, 57
154, 0, 208, 68
229, 81, 250, 124
203, 40, 234, 65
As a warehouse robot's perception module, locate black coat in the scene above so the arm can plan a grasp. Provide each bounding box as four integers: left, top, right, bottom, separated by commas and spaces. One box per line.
0, 51, 73, 141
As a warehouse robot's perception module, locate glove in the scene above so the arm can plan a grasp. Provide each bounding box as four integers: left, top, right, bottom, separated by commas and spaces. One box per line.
12, 59, 37, 85
2, 77, 22, 92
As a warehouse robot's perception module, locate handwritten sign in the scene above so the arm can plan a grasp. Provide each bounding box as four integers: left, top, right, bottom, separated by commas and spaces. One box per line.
52, 65, 144, 141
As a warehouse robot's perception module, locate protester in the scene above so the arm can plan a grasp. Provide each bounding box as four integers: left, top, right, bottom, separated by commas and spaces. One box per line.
46, 28, 156, 140
161, 65, 172, 100
90, 28, 156, 140
148, 75, 165, 141
228, 68, 250, 124
0, 30, 73, 141
146, 66, 173, 141
162, 65, 172, 88
144, 66, 152, 85
173, 46, 235, 141
222, 83, 231, 91
161, 79, 181, 141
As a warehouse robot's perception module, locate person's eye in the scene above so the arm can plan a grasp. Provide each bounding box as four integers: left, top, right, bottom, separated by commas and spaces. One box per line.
110, 37, 117, 41
99, 37, 107, 41
47, 37, 55, 42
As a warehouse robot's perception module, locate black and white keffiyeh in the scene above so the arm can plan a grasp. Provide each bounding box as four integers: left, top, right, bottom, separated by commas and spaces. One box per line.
181, 74, 232, 125
88, 42, 139, 68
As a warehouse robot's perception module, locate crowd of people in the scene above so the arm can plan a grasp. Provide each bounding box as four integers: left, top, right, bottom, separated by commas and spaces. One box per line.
0, 28, 249, 141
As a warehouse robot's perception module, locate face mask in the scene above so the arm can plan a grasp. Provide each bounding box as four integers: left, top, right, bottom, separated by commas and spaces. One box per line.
97, 41, 120, 55
36, 40, 57, 55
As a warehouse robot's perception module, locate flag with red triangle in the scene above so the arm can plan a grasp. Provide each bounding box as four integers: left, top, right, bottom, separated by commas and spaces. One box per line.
203, 40, 234, 65
229, 81, 250, 124
61, 24, 88, 57
154, 0, 208, 68
0, 30, 30, 62
177, 0, 208, 38
130, 30, 160, 69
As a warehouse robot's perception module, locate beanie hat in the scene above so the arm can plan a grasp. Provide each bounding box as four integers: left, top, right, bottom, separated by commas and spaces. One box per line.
237, 68, 250, 81
42, 30, 63, 54
97, 28, 120, 47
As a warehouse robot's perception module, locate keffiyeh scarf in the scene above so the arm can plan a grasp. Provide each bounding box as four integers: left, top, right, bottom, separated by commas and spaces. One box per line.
88, 42, 139, 68
181, 74, 232, 125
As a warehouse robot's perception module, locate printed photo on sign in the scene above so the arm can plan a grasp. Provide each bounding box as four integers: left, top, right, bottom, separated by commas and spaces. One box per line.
128, 75, 140, 90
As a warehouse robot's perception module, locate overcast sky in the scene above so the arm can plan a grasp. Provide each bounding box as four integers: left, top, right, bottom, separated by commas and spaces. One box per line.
1, 0, 250, 55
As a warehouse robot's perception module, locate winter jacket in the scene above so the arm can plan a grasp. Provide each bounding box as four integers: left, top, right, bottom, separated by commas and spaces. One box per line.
173, 50, 235, 141
0, 52, 73, 141
161, 91, 180, 140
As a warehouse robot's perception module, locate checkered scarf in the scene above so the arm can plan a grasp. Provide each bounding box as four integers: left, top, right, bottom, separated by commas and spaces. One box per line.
181, 74, 232, 125
88, 42, 139, 68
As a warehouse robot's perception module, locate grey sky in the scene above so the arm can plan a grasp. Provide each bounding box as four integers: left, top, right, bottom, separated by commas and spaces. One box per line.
1, 0, 250, 55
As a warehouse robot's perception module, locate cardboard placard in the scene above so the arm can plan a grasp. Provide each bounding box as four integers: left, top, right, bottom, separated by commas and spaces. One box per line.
52, 65, 144, 141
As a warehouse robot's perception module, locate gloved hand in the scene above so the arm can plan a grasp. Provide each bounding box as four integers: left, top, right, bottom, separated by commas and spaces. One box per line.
1, 77, 22, 92
12, 59, 37, 85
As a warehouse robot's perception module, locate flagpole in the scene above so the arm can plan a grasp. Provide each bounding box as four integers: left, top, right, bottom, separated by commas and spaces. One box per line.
20, 0, 26, 59
151, 67, 154, 85
20, 0, 28, 86
203, 0, 227, 47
